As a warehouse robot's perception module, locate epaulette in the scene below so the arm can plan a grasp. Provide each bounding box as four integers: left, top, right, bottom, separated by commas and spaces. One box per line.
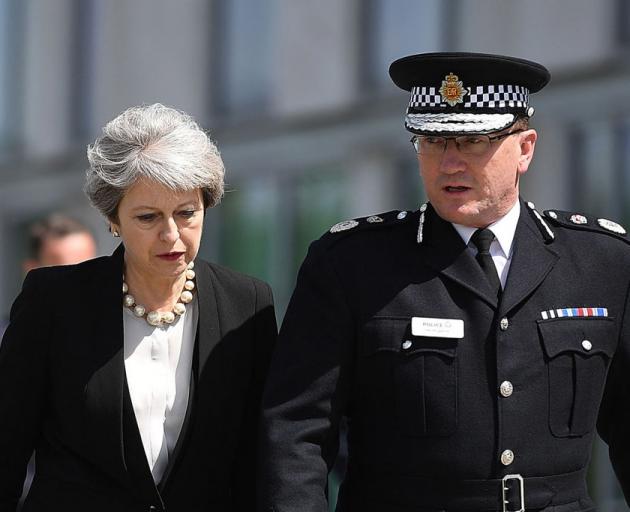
325, 209, 414, 238
542, 208, 629, 244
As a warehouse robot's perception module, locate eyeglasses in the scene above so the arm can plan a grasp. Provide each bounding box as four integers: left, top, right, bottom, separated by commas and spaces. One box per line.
410, 129, 524, 156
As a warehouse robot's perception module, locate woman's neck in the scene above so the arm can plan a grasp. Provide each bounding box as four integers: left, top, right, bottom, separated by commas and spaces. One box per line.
123, 263, 186, 313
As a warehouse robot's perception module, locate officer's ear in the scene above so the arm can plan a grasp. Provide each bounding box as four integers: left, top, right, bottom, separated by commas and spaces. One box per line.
517, 129, 537, 175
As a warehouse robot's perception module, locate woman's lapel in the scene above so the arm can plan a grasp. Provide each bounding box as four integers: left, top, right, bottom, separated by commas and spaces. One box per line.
192, 259, 222, 379
81, 244, 130, 487
154, 258, 222, 492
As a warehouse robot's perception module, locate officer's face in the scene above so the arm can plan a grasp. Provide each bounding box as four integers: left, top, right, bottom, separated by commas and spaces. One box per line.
418, 129, 537, 228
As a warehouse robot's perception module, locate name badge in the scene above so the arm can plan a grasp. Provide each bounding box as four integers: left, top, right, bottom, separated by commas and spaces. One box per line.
412, 317, 464, 339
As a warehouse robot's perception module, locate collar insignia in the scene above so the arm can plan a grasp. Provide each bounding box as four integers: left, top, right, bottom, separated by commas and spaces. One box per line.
417, 203, 428, 244
439, 73, 467, 107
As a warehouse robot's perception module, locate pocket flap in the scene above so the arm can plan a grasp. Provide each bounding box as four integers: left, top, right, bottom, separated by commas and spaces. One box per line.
361, 317, 457, 358
537, 317, 617, 359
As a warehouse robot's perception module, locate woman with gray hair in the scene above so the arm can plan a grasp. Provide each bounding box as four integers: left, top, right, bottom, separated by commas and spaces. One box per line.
0, 104, 277, 512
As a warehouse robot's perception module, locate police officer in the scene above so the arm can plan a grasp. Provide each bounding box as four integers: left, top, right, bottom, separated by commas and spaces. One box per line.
258, 53, 630, 512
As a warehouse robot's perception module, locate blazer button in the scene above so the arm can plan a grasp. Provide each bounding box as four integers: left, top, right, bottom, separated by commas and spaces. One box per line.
500, 317, 509, 331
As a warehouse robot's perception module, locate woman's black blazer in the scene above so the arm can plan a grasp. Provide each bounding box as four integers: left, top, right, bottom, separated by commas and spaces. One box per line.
0, 245, 277, 512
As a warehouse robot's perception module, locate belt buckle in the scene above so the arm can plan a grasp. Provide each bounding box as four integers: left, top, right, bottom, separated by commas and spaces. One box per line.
502, 474, 525, 512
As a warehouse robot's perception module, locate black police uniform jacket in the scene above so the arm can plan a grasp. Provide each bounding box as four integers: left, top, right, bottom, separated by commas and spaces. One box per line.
259, 199, 630, 512
0, 245, 277, 512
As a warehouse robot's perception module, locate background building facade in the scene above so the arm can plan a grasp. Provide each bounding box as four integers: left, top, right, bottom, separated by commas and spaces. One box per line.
1, 0, 629, 509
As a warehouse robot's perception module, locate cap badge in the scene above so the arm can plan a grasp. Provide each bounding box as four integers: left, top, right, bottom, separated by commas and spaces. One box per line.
439, 73, 467, 107
597, 218, 627, 235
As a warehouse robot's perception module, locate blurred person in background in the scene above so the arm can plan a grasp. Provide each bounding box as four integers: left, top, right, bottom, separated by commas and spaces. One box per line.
259, 53, 630, 512
0, 103, 277, 512
0, 214, 97, 341
22, 213, 97, 273
0, 213, 97, 509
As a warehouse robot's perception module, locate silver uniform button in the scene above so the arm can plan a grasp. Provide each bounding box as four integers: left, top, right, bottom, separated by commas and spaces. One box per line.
500, 381, 513, 397
582, 339, 592, 351
402, 340, 412, 350
501, 449, 514, 466
500, 317, 509, 331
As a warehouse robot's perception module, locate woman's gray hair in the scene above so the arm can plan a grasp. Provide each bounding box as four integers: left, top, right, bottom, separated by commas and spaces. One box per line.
85, 103, 225, 220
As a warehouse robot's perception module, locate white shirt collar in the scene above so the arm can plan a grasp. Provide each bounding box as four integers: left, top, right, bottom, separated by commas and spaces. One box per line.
452, 200, 521, 258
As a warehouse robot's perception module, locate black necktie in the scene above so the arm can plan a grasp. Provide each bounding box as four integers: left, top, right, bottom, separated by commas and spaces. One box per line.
470, 228, 502, 297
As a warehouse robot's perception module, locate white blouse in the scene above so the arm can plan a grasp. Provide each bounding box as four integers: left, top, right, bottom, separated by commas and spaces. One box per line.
123, 297, 197, 483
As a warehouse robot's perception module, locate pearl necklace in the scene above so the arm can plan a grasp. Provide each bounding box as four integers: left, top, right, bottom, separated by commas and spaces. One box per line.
122, 261, 196, 326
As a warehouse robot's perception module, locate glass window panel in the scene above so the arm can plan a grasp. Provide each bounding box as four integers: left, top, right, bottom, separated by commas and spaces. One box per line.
215, 168, 346, 316
570, 121, 618, 217
0, 2, 9, 147
364, 0, 442, 88
293, 167, 348, 272
396, 156, 425, 210
212, 0, 274, 115
0, 0, 24, 152
69, 0, 96, 141
616, 0, 630, 45
217, 178, 277, 282
617, 119, 630, 224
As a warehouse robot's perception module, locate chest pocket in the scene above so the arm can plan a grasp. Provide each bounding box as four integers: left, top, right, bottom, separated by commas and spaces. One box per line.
538, 317, 617, 438
361, 317, 458, 438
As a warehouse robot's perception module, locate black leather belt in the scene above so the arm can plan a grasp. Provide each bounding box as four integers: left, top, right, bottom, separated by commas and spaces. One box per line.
347, 469, 588, 511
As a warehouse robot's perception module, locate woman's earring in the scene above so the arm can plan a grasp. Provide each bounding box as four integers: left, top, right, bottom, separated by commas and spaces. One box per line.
111, 226, 120, 237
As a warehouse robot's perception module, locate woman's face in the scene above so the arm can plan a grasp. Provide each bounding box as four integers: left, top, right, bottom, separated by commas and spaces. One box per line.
112, 178, 205, 281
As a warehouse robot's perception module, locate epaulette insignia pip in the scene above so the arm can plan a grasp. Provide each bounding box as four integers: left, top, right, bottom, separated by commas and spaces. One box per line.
598, 218, 627, 235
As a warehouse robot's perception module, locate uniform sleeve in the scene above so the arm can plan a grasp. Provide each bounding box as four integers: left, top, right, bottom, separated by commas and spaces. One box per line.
598, 278, 630, 504
232, 279, 278, 512
0, 270, 52, 512
258, 241, 355, 512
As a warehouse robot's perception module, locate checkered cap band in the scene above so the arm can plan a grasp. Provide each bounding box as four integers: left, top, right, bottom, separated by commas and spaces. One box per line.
408, 84, 529, 110
405, 113, 515, 133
